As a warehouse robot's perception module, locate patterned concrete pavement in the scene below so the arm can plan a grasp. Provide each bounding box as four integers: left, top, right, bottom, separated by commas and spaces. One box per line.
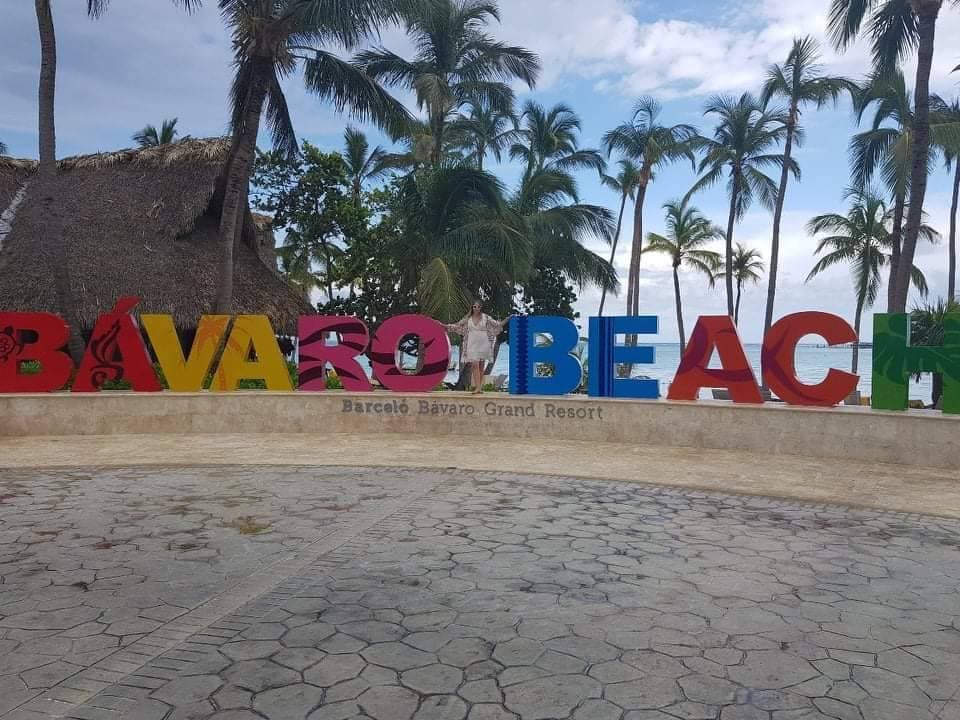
1, 466, 959, 719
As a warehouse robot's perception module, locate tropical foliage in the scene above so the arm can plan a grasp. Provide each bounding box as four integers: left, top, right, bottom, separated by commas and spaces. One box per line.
132, 118, 184, 148
828, 0, 960, 312
356, 0, 540, 168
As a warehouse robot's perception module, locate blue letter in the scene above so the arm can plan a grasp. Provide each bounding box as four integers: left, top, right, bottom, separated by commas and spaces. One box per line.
588, 316, 659, 399
509, 316, 582, 396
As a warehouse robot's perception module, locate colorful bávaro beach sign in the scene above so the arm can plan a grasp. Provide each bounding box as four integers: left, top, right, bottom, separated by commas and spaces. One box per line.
1, 297, 958, 414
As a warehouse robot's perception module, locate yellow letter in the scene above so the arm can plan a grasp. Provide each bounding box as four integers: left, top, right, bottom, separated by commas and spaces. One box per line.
212, 315, 293, 391
143, 315, 229, 392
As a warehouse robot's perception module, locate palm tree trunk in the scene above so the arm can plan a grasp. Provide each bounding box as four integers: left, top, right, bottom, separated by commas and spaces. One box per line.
215, 77, 267, 314
949, 160, 959, 303
891, 3, 940, 313
599, 191, 628, 317
734, 279, 743, 326
628, 170, 651, 317
725, 181, 739, 318
886, 192, 905, 308
763, 113, 796, 343
35, 0, 56, 176
673, 264, 685, 353
852, 295, 865, 375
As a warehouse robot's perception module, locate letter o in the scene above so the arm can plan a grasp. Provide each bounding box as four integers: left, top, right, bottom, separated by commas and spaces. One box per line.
369, 315, 451, 392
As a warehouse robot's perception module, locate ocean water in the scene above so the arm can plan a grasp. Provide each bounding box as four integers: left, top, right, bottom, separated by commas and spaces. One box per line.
459, 343, 934, 403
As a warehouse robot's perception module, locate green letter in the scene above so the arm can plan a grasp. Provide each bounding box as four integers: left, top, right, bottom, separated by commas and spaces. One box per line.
872, 313, 960, 414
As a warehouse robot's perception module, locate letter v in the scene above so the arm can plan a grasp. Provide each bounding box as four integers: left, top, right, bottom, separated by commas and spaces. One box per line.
143, 315, 230, 391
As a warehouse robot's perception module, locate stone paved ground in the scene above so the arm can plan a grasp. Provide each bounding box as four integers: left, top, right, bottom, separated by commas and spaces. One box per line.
1, 467, 959, 720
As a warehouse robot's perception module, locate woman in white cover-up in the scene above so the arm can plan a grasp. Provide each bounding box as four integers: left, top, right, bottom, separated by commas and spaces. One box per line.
446, 300, 512, 394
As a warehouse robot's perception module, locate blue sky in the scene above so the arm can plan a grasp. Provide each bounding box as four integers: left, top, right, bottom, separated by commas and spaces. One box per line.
1, 0, 958, 342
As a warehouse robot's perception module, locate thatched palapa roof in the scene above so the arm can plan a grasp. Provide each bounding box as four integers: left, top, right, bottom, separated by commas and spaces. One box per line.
0, 138, 310, 333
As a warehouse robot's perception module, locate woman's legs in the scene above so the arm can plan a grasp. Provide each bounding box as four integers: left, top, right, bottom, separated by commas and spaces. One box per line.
472, 362, 483, 393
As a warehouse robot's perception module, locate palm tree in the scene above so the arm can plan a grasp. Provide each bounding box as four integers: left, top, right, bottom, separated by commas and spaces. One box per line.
342, 126, 395, 200
760, 36, 853, 344
510, 167, 618, 299
828, 0, 959, 313
602, 98, 697, 321
132, 118, 183, 148
851, 73, 960, 306
645, 199, 722, 351
850, 71, 916, 309
33, 0, 200, 176
214, 0, 416, 314
807, 187, 930, 374
512, 101, 606, 178
693, 93, 793, 317
449, 97, 519, 171
0, 140, 7, 156
723, 244, 765, 327
389, 166, 531, 318
932, 94, 960, 301
598, 159, 642, 316
356, 0, 540, 168
911, 298, 960, 406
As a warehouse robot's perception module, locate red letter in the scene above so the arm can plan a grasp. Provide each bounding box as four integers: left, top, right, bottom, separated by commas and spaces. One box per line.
762, 312, 858, 407
0, 313, 74, 392
369, 314, 450, 392
667, 316, 762, 403
298, 316, 372, 391
73, 297, 161, 392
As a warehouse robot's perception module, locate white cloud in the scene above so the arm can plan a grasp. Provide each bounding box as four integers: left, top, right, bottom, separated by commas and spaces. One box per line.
497, 0, 960, 99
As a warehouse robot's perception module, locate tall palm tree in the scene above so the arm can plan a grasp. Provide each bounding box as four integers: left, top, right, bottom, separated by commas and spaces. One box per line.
356, 0, 540, 168
132, 118, 183, 148
828, 0, 959, 313
932, 94, 960, 301
598, 159, 642, 316
807, 187, 930, 374
645, 198, 722, 351
850, 71, 916, 309
214, 0, 416, 314
342, 126, 395, 200
760, 36, 854, 344
693, 93, 793, 317
851, 72, 960, 306
602, 98, 697, 321
449, 96, 519, 171
34, 0, 200, 176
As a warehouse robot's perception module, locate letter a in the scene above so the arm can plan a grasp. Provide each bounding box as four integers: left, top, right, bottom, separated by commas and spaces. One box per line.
667, 316, 762, 403
74, 297, 161, 392
212, 316, 293, 391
